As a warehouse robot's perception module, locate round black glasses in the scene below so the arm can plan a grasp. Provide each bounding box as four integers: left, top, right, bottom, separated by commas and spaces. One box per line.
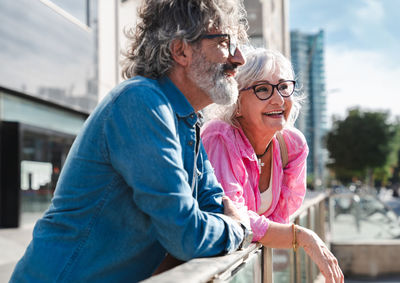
199, 34, 237, 56
240, 80, 296, 101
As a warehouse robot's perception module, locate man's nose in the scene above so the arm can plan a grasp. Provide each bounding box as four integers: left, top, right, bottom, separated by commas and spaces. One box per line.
229, 46, 245, 66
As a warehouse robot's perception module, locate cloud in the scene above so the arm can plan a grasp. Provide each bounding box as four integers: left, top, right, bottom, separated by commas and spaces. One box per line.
356, 0, 384, 22
289, 0, 400, 128
325, 46, 400, 123
349, 0, 385, 41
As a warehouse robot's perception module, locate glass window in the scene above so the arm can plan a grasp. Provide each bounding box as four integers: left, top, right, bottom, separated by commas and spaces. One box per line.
19, 125, 75, 225
0, 1, 98, 113
0, 92, 86, 136
49, 0, 88, 25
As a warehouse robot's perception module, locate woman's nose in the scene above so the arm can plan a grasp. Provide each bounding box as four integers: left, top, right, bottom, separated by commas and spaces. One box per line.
269, 87, 285, 105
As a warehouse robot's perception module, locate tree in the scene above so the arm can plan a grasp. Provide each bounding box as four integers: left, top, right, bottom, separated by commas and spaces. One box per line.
326, 108, 395, 186
388, 119, 400, 189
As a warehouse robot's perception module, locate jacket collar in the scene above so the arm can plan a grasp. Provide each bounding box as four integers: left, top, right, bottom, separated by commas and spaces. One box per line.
159, 77, 194, 117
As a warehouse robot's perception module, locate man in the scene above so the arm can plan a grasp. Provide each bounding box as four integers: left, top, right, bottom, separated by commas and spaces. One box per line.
10, 0, 251, 282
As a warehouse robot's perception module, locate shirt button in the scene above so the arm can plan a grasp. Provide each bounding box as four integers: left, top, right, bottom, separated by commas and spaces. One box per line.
188, 140, 194, 146
190, 114, 195, 119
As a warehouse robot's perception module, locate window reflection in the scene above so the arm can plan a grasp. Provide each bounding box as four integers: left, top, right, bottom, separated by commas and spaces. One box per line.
20, 126, 75, 225
0, 0, 98, 114
48, 0, 88, 25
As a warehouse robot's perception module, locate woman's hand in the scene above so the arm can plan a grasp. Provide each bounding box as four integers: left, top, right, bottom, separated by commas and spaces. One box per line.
297, 226, 344, 283
259, 222, 343, 283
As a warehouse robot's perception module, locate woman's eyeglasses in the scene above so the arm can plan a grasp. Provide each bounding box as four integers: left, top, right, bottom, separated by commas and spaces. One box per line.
240, 80, 296, 101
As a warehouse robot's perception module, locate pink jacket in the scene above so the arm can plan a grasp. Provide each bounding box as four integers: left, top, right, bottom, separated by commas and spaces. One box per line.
201, 120, 308, 241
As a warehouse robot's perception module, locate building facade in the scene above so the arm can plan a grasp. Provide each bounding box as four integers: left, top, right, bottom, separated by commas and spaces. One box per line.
244, 0, 290, 57
290, 30, 327, 188
97, 0, 140, 101
0, 0, 99, 227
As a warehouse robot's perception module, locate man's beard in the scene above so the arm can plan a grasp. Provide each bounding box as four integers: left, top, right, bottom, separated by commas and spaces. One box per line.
188, 51, 238, 105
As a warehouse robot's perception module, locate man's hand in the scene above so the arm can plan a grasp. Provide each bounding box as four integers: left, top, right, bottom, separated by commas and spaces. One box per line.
222, 196, 249, 225
223, 196, 253, 249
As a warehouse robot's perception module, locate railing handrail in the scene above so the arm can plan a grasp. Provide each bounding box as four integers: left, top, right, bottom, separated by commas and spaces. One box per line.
141, 192, 329, 283
141, 243, 262, 283
290, 192, 328, 221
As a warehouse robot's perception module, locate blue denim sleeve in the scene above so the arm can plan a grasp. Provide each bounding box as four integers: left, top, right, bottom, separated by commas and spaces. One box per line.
103, 85, 243, 260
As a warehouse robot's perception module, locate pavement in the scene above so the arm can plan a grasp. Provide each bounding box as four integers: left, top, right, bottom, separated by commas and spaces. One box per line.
0, 213, 41, 283
346, 278, 400, 283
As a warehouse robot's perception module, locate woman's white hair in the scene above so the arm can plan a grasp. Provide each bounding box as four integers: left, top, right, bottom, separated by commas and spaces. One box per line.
203, 46, 304, 127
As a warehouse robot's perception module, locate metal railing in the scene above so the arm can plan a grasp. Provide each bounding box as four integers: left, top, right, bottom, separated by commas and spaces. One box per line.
142, 192, 328, 283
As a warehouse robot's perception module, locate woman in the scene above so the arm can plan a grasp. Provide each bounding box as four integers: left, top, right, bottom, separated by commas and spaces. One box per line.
202, 48, 343, 283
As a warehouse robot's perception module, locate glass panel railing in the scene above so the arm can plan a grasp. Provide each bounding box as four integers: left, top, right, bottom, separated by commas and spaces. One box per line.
227, 248, 262, 283
141, 192, 329, 283
272, 248, 292, 283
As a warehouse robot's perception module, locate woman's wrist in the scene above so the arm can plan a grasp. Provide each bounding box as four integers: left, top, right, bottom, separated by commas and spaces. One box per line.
292, 224, 299, 252
295, 225, 309, 249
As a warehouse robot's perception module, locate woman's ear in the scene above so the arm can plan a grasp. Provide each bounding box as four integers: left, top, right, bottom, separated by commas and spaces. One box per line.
235, 95, 242, 117
235, 106, 242, 117
170, 39, 192, 67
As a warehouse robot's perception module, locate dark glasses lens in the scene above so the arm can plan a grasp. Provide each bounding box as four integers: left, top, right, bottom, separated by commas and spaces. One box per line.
242, 80, 295, 101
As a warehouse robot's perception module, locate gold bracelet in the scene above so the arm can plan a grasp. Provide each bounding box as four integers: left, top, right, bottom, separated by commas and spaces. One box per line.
292, 223, 298, 252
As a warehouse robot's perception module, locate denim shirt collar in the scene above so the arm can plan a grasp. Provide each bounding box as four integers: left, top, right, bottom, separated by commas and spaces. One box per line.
159, 76, 198, 127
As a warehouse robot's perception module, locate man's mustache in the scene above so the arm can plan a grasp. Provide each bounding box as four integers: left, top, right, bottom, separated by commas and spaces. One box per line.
223, 63, 238, 73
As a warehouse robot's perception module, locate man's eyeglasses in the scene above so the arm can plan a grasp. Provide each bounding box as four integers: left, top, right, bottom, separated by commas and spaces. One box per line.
199, 34, 237, 57
240, 80, 296, 101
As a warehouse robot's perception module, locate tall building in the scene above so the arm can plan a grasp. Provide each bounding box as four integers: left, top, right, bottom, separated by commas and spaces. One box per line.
290, 30, 327, 188
0, 0, 99, 227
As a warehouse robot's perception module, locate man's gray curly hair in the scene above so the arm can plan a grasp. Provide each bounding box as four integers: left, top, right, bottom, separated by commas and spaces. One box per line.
121, 0, 248, 79
204, 47, 304, 127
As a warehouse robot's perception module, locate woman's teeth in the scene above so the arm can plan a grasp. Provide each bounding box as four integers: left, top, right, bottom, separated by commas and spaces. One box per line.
264, 111, 283, 116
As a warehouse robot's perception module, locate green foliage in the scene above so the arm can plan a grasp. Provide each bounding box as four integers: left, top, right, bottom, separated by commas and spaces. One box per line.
389, 150, 400, 184
326, 108, 396, 183
389, 120, 400, 185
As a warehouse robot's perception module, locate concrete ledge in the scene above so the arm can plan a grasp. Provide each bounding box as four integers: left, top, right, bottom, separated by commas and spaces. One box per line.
331, 240, 400, 278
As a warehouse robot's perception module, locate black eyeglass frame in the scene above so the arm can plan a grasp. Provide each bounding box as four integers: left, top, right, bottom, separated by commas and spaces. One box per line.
240, 80, 296, 101
199, 34, 237, 56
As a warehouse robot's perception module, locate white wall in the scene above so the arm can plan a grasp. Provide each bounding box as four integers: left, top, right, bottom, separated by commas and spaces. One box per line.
118, 0, 140, 84
97, 0, 140, 102
260, 0, 290, 57
98, 0, 118, 102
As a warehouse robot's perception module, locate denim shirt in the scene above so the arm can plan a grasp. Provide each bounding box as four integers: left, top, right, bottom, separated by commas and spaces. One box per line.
10, 76, 243, 283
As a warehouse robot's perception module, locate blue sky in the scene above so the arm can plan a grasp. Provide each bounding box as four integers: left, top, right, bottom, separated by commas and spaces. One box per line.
290, 0, 400, 124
